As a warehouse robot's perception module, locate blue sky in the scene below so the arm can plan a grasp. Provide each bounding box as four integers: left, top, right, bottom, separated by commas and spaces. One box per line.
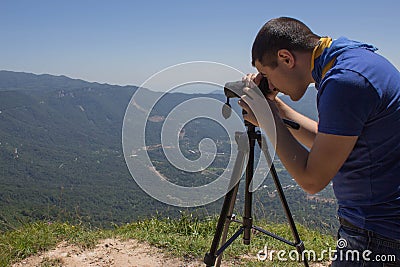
1, 0, 399, 88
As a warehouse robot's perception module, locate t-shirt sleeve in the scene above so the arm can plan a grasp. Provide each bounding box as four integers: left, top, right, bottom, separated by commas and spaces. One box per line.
317, 69, 380, 136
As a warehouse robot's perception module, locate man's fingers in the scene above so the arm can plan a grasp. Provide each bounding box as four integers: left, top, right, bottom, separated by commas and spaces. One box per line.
238, 96, 255, 114
238, 98, 250, 112
242, 75, 252, 87
239, 95, 256, 115
254, 73, 263, 85
239, 94, 254, 106
244, 83, 279, 101
241, 109, 259, 126
267, 90, 279, 100
243, 86, 259, 99
242, 73, 258, 88
239, 95, 260, 126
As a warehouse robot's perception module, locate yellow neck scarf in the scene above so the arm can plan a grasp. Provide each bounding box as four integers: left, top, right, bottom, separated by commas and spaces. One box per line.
311, 37, 335, 79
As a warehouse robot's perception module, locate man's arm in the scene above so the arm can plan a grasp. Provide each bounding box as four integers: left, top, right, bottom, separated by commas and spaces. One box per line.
272, 115, 357, 194
275, 97, 318, 149
240, 87, 357, 194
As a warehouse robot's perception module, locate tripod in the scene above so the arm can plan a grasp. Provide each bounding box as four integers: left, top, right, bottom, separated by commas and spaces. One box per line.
203, 123, 309, 267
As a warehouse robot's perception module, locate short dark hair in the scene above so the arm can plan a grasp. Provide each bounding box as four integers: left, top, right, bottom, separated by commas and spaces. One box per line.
252, 17, 320, 68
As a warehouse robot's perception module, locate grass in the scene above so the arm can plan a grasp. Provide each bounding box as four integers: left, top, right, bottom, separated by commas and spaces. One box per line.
0, 221, 109, 267
0, 213, 336, 267
115, 212, 336, 266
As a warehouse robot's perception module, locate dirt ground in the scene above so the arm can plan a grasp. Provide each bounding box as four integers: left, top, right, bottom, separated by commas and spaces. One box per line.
12, 238, 329, 267
12, 238, 204, 267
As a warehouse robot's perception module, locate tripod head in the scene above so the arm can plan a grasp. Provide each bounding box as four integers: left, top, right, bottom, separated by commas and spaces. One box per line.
222, 77, 269, 127
224, 77, 270, 99
221, 77, 300, 130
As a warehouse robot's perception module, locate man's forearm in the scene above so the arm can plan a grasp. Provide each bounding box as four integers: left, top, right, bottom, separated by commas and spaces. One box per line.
264, 110, 316, 192
275, 98, 317, 149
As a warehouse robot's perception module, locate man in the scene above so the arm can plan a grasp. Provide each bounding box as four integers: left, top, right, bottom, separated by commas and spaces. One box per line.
239, 17, 400, 266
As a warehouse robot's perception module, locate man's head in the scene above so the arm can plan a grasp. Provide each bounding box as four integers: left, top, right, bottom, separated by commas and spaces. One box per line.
252, 17, 320, 100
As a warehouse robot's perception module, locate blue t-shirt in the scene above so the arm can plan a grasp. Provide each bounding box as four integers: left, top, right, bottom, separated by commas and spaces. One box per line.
316, 47, 400, 239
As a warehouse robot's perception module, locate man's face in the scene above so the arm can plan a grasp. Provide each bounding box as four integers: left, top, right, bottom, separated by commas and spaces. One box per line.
254, 58, 307, 101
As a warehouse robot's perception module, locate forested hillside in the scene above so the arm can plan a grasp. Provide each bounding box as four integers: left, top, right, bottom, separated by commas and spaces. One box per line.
0, 71, 337, 235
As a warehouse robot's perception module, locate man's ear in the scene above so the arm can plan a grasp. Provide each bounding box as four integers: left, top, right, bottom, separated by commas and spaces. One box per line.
277, 49, 295, 68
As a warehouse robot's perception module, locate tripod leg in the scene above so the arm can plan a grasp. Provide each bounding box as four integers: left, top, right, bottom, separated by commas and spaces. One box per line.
204, 132, 249, 267
243, 127, 256, 245
257, 135, 309, 267
214, 183, 239, 267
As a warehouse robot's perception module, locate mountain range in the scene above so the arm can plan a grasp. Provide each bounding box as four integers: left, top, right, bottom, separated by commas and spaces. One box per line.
0, 70, 336, 235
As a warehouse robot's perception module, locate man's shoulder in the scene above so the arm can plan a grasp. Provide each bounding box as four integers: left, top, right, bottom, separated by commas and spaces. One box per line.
337, 47, 382, 63
334, 48, 398, 83
320, 66, 376, 97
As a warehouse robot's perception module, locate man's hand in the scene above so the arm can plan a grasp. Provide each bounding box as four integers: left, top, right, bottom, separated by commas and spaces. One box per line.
237, 73, 260, 126
238, 98, 258, 126
238, 73, 280, 127
242, 73, 262, 87
242, 73, 279, 100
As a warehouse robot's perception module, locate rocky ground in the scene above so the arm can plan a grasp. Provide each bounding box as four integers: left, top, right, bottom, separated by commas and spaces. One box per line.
12, 238, 203, 267
12, 238, 330, 267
